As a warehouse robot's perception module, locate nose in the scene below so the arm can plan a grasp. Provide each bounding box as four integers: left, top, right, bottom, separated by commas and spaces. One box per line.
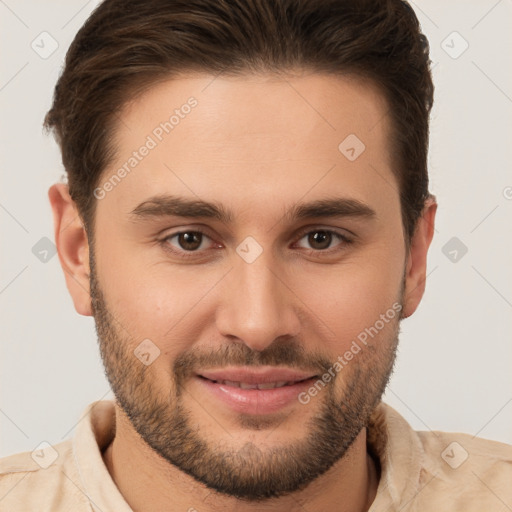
215, 252, 301, 352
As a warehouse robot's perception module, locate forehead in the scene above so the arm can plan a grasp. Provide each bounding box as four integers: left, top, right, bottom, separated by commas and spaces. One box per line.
100, 71, 397, 223
115, 70, 390, 153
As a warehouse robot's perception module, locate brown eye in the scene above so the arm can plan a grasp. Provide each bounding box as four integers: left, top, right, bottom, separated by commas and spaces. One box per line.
177, 232, 203, 251
296, 229, 347, 251
307, 231, 332, 250
165, 231, 212, 252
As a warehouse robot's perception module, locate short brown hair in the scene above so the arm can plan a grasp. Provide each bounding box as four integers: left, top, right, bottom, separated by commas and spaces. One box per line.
44, 0, 434, 244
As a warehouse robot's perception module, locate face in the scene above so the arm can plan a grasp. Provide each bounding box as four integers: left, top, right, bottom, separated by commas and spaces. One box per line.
87, 71, 408, 500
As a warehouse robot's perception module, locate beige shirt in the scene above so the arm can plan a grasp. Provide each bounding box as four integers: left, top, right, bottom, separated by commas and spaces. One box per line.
0, 400, 511, 511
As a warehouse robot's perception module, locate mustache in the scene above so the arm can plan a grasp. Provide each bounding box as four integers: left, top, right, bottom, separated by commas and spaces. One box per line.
173, 340, 333, 381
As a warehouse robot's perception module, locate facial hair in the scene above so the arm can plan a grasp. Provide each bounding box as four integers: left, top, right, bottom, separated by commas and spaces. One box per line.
90, 255, 402, 501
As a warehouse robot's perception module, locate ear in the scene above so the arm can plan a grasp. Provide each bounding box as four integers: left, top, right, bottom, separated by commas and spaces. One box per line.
402, 196, 437, 319
48, 183, 92, 316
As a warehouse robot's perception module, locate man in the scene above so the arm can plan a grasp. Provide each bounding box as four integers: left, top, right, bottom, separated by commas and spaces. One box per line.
1, 0, 510, 510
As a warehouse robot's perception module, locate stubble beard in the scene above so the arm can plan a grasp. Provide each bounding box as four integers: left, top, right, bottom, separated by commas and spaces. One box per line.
90, 257, 401, 501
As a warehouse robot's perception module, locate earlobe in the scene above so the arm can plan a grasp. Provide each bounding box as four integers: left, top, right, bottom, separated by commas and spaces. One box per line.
48, 183, 92, 316
402, 196, 437, 319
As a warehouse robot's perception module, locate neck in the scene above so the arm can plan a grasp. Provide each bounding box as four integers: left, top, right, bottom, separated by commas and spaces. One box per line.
102, 405, 379, 512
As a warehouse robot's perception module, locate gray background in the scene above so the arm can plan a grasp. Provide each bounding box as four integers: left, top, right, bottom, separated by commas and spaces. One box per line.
1, 0, 511, 458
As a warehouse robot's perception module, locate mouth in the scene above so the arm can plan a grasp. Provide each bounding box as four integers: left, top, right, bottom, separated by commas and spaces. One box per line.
193, 367, 319, 415
197, 376, 313, 390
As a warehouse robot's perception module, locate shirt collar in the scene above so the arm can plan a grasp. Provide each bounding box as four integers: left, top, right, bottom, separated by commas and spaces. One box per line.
367, 401, 425, 510
72, 400, 132, 511
72, 400, 424, 511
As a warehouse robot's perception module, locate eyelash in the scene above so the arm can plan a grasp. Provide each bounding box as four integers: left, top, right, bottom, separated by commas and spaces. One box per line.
160, 227, 353, 260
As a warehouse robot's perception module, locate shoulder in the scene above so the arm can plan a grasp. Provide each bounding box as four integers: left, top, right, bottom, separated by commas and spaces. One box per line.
416, 429, 512, 509
417, 428, 512, 474
0, 439, 90, 510
371, 403, 512, 511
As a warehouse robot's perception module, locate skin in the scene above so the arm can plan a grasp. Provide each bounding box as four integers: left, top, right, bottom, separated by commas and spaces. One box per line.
49, 71, 436, 512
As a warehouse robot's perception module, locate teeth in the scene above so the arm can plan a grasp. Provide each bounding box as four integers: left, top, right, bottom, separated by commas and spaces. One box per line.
216, 380, 292, 389
224, 380, 245, 388
257, 381, 289, 389
239, 381, 258, 390
257, 382, 280, 389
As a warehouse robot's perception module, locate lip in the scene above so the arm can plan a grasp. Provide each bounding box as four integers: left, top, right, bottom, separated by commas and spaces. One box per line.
195, 366, 318, 415
198, 366, 317, 384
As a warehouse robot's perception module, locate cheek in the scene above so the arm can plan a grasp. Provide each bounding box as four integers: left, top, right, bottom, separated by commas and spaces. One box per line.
95, 233, 222, 358
292, 244, 404, 354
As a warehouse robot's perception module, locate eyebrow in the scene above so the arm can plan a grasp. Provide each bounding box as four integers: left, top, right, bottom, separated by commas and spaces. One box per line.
130, 194, 376, 224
